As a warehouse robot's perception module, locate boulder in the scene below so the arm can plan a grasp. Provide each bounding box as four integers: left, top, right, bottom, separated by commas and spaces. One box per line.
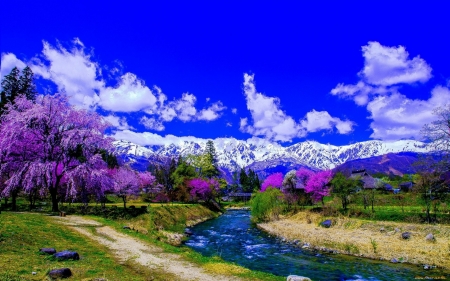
425, 233, 434, 241
184, 228, 193, 236
401, 232, 411, 240
48, 268, 72, 279
394, 228, 401, 233
53, 250, 79, 261
379, 227, 385, 232
390, 258, 399, 263
123, 226, 131, 230
321, 220, 332, 228
287, 275, 312, 281
39, 248, 56, 255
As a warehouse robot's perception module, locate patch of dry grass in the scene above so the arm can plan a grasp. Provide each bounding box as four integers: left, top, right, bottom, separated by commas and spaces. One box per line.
259, 211, 450, 269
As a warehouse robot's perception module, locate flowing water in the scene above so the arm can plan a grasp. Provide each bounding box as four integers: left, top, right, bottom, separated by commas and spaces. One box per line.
186, 210, 450, 281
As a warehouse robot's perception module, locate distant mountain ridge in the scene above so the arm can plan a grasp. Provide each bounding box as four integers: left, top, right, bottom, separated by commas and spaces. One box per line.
113, 138, 432, 175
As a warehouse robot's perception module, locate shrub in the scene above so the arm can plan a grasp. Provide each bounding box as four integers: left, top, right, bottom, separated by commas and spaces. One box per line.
251, 187, 285, 222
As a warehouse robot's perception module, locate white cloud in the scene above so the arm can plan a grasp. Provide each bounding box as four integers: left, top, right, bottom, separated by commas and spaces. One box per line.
140, 116, 165, 131
226, 122, 232, 127
111, 130, 205, 146
4, 38, 228, 129
99, 73, 158, 112
360, 41, 432, 86
241, 73, 354, 141
300, 110, 354, 134
232, 108, 237, 114
0, 53, 27, 82
103, 115, 134, 130
330, 81, 389, 106
30, 40, 104, 109
367, 85, 450, 140
197, 101, 226, 121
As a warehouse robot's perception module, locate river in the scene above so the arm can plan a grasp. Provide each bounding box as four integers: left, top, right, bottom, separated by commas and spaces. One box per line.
185, 209, 450, 281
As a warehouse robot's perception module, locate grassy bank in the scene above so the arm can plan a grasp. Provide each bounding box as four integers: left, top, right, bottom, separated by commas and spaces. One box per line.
0, 213, 164, 281
1, 204, 283, 281
258, 210, 450, 270
88, 204, 283, 281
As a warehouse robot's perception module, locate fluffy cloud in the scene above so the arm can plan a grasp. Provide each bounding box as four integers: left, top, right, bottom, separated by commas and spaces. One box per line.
103, 115, 134, 130
30, 39, 104, 108
1, 38, 228, 131
241, 73, 354, 141
331, 42, 432, 105
140, 116, 165, 131
367, 85, 450, 140
360, 42, 432, 86
330, 41, 445, 141
197, 101, 226, 121
330, 81, 388, 106
99, 73, 158, 112
0, 53, 26, 82
111, 130, 205, 146
231, 108, 237, 114
300, 110, 354, 134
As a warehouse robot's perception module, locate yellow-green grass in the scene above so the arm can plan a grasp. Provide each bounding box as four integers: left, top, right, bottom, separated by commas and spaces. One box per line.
259, 210, 450, 270
0, 212, 171, 280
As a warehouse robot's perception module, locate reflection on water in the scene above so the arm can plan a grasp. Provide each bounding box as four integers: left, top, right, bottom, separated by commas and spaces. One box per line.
186, 210, 450, 281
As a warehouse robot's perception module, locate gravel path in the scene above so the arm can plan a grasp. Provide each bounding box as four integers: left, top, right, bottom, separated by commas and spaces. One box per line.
54, 215, 241, 281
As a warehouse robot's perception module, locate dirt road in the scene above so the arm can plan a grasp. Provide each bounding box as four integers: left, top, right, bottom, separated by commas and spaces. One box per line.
54, 215, 241, 281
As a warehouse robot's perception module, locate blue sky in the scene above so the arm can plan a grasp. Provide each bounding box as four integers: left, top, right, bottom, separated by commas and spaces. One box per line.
1, 1, 449, 146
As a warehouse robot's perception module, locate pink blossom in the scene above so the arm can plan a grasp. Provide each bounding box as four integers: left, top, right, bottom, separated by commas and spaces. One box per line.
261, 173, 283, 192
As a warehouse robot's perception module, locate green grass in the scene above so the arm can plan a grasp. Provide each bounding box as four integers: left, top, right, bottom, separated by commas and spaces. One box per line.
0, 213, 170, 281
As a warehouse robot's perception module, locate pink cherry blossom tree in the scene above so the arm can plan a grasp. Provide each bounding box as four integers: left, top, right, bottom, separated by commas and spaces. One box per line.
111, 167, 140, 209
304, 170, 333, 204
0, 94, 113, 211
261, 173, 283, 192
187, 178, 220, 202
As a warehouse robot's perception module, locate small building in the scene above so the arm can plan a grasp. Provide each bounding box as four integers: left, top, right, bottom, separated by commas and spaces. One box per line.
228, 192, 252, 201
350, 169, 377, 189
399, 181, 415, 192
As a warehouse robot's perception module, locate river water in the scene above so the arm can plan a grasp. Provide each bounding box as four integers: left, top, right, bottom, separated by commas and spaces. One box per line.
185, 210, 450, 281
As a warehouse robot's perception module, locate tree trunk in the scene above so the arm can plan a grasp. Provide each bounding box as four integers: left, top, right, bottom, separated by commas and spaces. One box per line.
50, 188, 59, 212
11, 191, 17, 211
122, 196, 127, 209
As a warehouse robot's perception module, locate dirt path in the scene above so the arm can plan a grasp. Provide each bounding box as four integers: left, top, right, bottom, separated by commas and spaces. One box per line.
53, 215, 241, 281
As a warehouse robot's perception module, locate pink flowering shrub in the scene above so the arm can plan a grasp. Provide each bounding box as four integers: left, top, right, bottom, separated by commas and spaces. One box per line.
261, 173, 283, 192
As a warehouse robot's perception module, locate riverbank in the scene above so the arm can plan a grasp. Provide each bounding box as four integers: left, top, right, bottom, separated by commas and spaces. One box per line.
258, 211, 450, 270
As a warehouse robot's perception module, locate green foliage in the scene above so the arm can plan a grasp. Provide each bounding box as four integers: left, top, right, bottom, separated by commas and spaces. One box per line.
239, 168, 260, 192
251, 187, 285, 222
370, 238, 378, 253
330, 172, 359, 210
0, 66, 36, 116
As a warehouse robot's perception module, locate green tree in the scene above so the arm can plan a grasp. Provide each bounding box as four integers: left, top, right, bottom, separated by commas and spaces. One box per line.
239, 168, 249, 191
330, 172, 359, 210
251, 187, 285, 222
1, 66, 37, 116
170, 157, 197, 202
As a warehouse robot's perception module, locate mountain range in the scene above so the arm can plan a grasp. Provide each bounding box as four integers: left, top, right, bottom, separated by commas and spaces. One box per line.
113, 137, 433, 179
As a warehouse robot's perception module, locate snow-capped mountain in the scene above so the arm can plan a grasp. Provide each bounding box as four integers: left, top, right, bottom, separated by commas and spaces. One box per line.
113, 137, 432, 171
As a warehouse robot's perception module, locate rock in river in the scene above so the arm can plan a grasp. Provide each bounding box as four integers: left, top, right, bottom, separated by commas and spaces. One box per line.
287, 275, 312, 281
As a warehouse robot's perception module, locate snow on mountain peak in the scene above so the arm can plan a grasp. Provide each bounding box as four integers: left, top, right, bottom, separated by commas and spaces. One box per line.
113, 137, 432, 171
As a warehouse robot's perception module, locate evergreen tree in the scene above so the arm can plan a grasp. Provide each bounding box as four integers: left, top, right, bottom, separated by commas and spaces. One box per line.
239, 168, 250, 192
247, 169, 261, 191
1, 67, 20, 115
19, 66, 37, 101
205, 140, 218, 165
1, 66, 37, 116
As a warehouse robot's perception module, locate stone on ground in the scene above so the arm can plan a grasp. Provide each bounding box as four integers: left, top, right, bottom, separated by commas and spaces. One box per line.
287, 275, 312, 281
48, 268, 72, 278
53, 250, 79, 260
39, 247, 56, 255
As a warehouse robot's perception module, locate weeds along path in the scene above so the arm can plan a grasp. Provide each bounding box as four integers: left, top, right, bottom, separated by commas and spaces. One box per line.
53, 215, 241, 281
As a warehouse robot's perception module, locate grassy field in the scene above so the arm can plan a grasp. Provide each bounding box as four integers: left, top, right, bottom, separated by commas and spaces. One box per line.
0, 212, 172, 281
0, 204, 283, 281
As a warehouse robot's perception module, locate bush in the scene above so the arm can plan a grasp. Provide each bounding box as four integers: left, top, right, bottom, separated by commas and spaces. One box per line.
251, 187, 285, 222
